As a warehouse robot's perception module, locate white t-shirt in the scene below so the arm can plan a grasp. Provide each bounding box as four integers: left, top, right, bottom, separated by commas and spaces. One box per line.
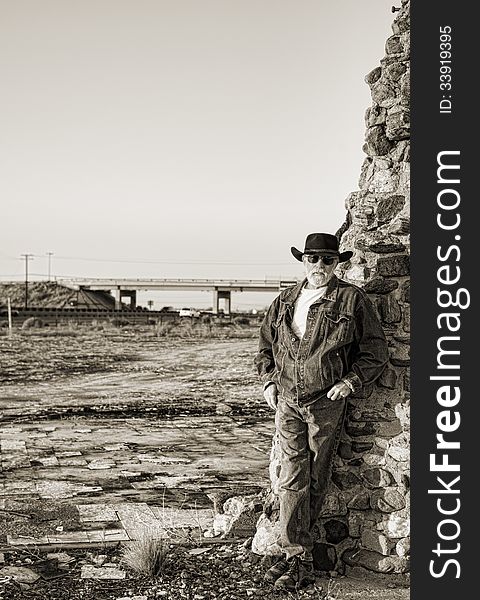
291, 285, 327, 338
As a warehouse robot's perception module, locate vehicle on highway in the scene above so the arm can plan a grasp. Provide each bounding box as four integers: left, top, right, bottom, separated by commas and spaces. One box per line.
0, 307, 19, 317
179, 307, 201, 318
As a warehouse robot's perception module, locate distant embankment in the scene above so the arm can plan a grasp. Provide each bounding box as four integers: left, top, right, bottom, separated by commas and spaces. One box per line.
0, 282, 117, 310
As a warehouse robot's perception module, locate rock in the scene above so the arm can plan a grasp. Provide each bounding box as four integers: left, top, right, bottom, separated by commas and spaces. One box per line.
362, 452, 386, 467
363, 278, 399, 294
251, 513, 282, 556
365, 67, 382, 85
392, 11, 410, 35
214, 495, 263, 537
386, 515, 410, 538
402, 306, 410, 332
345, 422, 375, 437
387, 432, 410, 460
338, 441, 353, 460
365, 126, 392, 156
343, 549, 409, 573
365, 105, 387, 127
344, 265, 370, 284
0, 566, 40, 584
386, 107, 410, 140
369, 242, 406, 254
400, 71, 410, 106
203, 528, 216, 538
361, 529, 394, 555
371, 488, 406, 513
332, 471, 362, 490
351, 441, 373, 453
81, 565, 126, 580
347, 512, 364, 538
376, 195, 406, 223
378, 295, 402, 324
403, 370, 410, 391
371, 80, 397, 108
385, 35, 404, 55
389, 340, 410, 366
388, 445, 409, 462
362, 468, 393, 488
213, 513, 234, 537
368, 169, 399, 193
384, 62, 407, 82
389, 140, 409, 162
377, 255, 409, 277
396, 537, 410, 557
395, 403, 410, 430
374, 419, 403, 438
347, 492, 371, 511
386, 215, 410, 236
319, 488, 347, 517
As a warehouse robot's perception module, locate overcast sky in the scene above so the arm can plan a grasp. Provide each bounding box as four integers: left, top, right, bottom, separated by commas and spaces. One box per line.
0, 1, 393, 308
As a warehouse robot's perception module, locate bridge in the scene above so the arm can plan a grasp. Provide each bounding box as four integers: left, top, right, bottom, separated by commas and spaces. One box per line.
57, 277, 299, 313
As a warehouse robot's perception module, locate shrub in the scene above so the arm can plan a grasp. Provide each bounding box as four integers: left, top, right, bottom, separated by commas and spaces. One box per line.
121, 534, 173, 578
21, 317, 44, 329
233, 316, 250, 326
156, 321, 175, 337
109, 317, 131, 327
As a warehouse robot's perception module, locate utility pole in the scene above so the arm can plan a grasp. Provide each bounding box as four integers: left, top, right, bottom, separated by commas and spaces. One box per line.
21, 253, 34, 309
46, 252, 54, 281
7, 297, 13, 337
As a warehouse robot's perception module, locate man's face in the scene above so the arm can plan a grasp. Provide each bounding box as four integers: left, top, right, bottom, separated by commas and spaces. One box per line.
302, 254, 339, 288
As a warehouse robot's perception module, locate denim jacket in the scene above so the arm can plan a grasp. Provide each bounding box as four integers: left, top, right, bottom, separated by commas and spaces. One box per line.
254, 275, 389, 405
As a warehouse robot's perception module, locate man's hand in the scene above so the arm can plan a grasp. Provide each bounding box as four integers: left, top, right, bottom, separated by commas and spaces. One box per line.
327, 380, 352, 402
263, 383, 278, 410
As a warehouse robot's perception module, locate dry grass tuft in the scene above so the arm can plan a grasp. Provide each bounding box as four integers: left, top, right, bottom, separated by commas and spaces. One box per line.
324, 578, 340, 599
121, 533, 173, 578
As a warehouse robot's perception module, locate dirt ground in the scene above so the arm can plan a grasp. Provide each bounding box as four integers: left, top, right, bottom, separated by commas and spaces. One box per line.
0, 324, 409, 599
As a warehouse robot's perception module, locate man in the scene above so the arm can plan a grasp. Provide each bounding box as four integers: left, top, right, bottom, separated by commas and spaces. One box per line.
255, 232, 388, 591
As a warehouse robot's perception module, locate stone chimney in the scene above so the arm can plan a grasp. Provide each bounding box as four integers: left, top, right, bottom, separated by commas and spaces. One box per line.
252, 0, 410, 580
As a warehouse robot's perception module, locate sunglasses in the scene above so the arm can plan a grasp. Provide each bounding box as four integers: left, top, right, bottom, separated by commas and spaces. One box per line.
304, 255, 337, 265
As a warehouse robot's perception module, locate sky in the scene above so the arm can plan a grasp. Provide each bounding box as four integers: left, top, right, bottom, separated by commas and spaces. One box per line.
0, 1, 393, 309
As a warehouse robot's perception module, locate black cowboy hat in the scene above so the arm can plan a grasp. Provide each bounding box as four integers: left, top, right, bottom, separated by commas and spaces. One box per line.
291, 233, 353, 263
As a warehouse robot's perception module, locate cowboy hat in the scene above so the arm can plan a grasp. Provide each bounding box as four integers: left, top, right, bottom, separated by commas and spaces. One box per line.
291, 232, 353, 263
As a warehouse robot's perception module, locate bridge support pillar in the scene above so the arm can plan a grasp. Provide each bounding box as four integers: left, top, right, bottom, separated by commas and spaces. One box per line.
114, 289, 137, 310
115, 288, 122, 311
213, 290, 231, 315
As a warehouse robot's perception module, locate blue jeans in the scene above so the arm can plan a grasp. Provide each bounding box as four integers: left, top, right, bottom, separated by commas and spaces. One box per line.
275, 396, 346, 560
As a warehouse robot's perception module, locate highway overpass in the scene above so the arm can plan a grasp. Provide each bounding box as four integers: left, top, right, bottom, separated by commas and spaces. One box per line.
57, 277, 299, 313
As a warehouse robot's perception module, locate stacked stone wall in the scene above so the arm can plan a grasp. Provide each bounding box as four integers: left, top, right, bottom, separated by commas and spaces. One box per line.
252, 0, 411, 579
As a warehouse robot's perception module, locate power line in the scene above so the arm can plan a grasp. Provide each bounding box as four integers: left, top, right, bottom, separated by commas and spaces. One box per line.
50, 255, 294, 266
1, 253, 296, 266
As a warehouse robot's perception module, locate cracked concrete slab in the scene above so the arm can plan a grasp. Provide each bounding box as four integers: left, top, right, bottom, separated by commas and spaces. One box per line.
115, 503, 166, 539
